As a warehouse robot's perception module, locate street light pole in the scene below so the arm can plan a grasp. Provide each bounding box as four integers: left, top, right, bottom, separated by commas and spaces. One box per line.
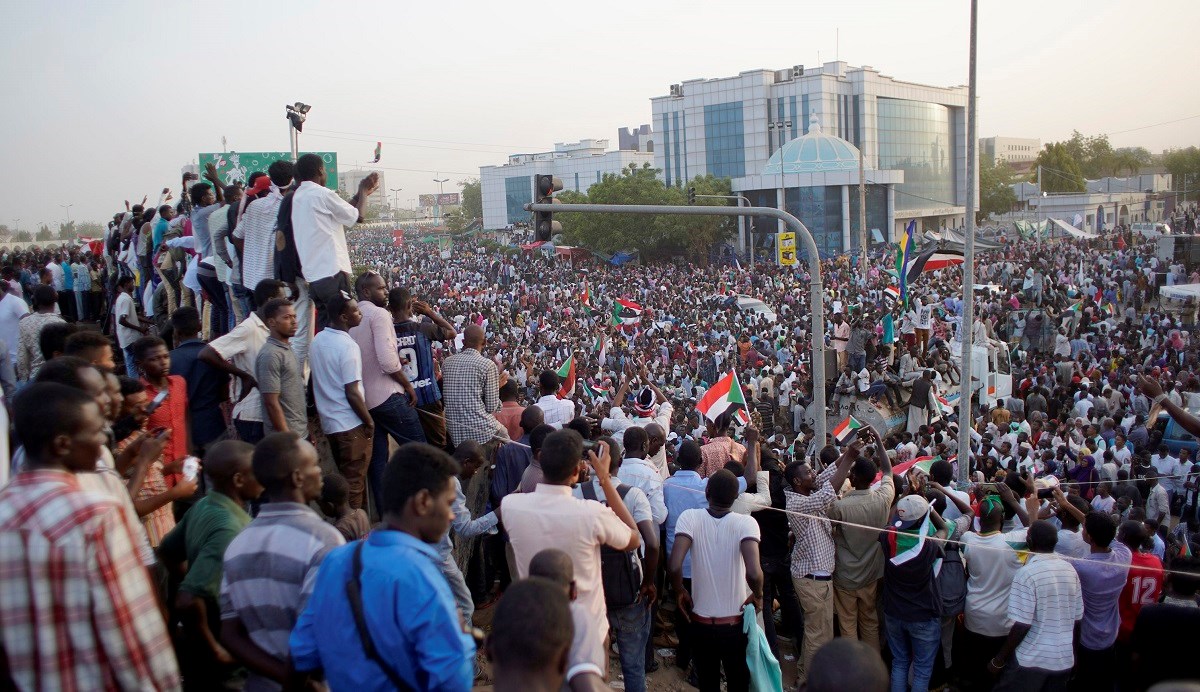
957, 0, 979, 484
60, 204, 73, 227
432, 176, 449, 222
390, 188, 403, 217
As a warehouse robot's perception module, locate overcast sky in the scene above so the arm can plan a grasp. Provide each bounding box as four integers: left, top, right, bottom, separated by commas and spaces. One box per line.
2, 0, 1197, 228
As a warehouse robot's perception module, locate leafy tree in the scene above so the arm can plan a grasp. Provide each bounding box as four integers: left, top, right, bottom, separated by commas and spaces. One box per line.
35, 225, 53, 242
362, 204, 389, 222
459, 178, 482, 220
15, 230, 32, 242
978, 157, 1018, 222
559, 164, 733, 262
76, 221, 104, 238
58, 221, 77, 240
1163, 147, 1200, 201
1033, 143, 1086, 193
0, 225, 10, 241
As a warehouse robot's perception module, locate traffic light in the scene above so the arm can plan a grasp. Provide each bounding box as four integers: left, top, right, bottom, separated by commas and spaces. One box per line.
534, 174, 563, 242
687, 186, 696, 205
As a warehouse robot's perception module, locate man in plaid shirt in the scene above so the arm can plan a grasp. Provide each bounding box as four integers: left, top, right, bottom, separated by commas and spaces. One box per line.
442, 324, 509, 447
0, 382, 180, 691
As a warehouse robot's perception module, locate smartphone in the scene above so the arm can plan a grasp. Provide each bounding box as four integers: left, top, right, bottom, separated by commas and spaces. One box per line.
181, 456, 200, 482
145, 390, 169, 414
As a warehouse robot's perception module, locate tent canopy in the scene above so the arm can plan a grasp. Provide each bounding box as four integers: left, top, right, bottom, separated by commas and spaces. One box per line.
1050, 218, 1097, 239
1161, 283, 1200, 301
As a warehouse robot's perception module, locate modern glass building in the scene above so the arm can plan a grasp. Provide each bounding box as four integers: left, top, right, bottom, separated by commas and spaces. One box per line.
651, 61, 972, 251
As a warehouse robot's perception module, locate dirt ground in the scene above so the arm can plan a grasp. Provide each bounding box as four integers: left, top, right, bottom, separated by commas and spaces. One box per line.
471, 602, 800, 691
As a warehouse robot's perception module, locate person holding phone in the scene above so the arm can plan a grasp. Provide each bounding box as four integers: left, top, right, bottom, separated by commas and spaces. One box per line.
132, 336, 191, 486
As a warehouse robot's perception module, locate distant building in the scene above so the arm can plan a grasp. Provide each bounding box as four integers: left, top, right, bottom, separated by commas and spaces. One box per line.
480, 138, 654, 229
618, 125, 655, 153
651, 61, 973, 247
1001, 173, 1173, 230
980, 136, 1040, 165
339, 169, 388, 210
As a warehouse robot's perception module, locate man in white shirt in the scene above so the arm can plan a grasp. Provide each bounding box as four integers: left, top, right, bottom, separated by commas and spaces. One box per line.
310, 292, 374, 510
602, 373, 674, 477
615, 427, 667, 526
289, 153, 378, 330
668, 468, 763, 691
1145, 471, 1171, 524
1150, 445, 1181, 508
533, 369, 576, 429
0, 288, 29, 369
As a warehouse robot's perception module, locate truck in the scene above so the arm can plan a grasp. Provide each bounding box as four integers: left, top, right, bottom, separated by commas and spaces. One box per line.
802, 341, 1013, 438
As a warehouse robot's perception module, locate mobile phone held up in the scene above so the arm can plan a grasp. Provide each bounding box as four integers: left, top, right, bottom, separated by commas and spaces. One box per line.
145, 389, 169, 415
181, 456, 201, 482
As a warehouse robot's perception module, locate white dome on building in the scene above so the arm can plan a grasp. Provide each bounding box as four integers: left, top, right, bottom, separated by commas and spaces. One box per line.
762, 114, 864, 174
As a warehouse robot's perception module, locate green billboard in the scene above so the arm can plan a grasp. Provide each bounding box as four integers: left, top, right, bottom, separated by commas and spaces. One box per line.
197, 152, 338, 190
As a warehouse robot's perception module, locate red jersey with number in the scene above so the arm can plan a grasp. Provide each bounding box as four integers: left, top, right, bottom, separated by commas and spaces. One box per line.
1118, 551, 1163, 641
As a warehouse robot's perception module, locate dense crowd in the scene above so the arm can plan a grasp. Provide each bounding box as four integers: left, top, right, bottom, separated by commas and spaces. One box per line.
0, 154, 1198, 692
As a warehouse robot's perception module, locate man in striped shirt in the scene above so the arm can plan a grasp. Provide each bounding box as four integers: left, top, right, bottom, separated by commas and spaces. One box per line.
219, 432, 344, 691
989, 520, 1084, 691
0, 383, 180, 691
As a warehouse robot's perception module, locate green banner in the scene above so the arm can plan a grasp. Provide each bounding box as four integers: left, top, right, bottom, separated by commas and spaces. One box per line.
197, 151, 338, 190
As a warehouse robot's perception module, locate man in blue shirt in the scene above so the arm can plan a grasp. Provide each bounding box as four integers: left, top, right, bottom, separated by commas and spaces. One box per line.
290, 443, 476, 691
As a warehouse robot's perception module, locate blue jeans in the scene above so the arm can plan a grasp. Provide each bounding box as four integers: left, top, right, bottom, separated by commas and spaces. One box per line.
884, 616, 941, 692
441, 551, 474, 625
368, 393, 427, 511
850, 352, 866, 372
608, 603, 651, 692
123, 346, 137, 378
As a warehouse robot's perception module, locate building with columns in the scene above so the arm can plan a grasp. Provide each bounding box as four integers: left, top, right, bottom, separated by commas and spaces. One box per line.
651, 61, 972, 256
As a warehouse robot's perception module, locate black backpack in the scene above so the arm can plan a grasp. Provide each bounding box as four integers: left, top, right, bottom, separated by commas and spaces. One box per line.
580, 481, 642, 609
938, 544, 967, 616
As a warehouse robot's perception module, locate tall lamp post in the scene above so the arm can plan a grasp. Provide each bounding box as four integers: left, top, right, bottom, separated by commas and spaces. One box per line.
390, 188, 403, 219
432, 176, 449, 222
59, 204, 73, 234
767, 120, 792, 267
285, 102, 311, 161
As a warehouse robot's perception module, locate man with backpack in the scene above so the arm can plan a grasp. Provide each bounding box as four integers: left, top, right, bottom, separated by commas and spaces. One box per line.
573, 437, 659, 692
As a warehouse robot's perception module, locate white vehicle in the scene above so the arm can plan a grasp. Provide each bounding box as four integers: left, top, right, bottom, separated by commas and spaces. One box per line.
1131, 222, 1170, 239
714, 293, 778, 322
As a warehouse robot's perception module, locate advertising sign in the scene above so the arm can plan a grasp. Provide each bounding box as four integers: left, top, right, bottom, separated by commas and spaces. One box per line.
437, 192, 460, 206
418, 194, 437, 207
197, 152, 339, 190
777, 231, 797, 266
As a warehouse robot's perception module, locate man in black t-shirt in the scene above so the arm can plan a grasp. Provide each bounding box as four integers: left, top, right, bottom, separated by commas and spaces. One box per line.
389, 286, 457, 449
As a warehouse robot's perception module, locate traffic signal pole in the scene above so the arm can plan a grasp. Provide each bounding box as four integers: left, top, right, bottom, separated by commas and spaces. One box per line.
524, 200, 830, 447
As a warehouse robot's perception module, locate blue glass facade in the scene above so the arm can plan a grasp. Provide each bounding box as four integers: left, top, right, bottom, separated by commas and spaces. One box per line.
785, 186, 844, 258
877, 98, 958, 211
504, 176, 531, 225
673, 111, 682, 185
703, 101, 746, 179
661, 112, 671, 186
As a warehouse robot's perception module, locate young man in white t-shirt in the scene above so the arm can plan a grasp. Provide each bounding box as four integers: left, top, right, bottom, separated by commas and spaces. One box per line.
309, 293, 373, 509
668, 469, 763, 692
113, 274, 149, 376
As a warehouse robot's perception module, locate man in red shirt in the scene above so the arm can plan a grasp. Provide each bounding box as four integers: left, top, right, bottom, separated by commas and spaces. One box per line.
1117, 520, 1163, 640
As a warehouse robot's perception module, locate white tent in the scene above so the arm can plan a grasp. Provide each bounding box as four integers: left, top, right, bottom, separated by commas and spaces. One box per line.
1161, 283, 1200, 301
1049, 218, 1097, 239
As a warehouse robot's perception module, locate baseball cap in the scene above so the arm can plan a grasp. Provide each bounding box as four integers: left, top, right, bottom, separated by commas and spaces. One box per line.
894, 495, 930, 530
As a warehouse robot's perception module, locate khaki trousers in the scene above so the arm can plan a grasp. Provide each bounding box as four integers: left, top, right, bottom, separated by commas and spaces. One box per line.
793, 576, 834, 681
833, 580, 880, 652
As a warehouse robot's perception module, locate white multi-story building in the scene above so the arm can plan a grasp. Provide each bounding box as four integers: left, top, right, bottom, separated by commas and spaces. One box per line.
980, 136, 1040, 165
651, 61, 973, 251
338, 168, 388, 211
481, 137, 654, 229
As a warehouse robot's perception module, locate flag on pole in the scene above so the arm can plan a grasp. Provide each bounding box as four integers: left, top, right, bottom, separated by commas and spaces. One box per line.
883, 313, 896, 345
371, 141, 382, 163
875, 455, 937, 484
696, 370, 748, 424
555, 354, 575, 399
896, 221, 916, 308
581, 285, 601, 320
883, 286, 901, 305
905, 245, 965, 282
612, 299, 642, 325
593, 333, 607, 364
581, 380, 610, 402
832, 415, 864, 443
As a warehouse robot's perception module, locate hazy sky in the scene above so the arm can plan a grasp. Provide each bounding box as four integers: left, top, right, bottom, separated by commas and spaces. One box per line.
2, 0, 1197, 228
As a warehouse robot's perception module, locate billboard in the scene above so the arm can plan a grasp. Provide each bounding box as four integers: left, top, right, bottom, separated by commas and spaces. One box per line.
197, 152, 338, 190
419, 192, 461, 207
777, 231, 797, 266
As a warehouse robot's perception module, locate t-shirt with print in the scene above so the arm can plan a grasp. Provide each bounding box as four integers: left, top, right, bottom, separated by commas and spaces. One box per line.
394, 318, 442, 406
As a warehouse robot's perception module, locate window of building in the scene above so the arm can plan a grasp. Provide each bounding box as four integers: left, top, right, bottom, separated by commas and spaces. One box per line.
703, 101, 746, 179
877, 98, 958, 211
504, 176, 531, 225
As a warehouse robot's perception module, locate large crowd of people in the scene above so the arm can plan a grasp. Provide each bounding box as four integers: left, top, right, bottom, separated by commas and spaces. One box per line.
0, 155, 1198, 692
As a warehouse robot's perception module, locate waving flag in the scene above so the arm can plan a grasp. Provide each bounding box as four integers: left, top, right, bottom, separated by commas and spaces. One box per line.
896, 221, 916, 308
612, 298, 642, 325
556, 354, 575, 399
832, 415, 864, 443
581, 285, 601, 320
697, 370, 747, 424
593, 333, 607, 364
875, 455, 936, 484
884, 286, 901, 305
581, 379, 610, 402
371, 141, 381, 163
905, 245, 965, 282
